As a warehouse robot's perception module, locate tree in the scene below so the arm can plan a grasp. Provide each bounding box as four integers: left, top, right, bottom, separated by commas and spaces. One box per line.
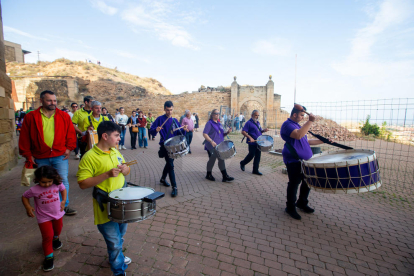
360, 115, 380, 136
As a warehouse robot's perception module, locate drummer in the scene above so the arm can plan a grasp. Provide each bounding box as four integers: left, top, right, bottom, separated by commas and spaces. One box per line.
149, 101, 187, 197
203, 109, 234, 182
76, 121, 131, 276
281, 104, 325, 220
240, 110, 269, 175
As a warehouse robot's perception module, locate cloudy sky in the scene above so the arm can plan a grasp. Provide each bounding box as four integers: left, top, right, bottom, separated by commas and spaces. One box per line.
3, 0, 414, 109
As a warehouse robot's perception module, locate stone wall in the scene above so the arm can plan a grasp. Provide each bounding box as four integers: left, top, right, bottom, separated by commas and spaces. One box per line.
0, 6, 18, 175
101, 91, 232, 126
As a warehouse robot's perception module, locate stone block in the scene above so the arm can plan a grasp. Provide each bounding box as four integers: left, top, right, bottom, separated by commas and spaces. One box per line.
0, 85, 4, 97
8, 108, 14, 119
0, 120, 12, 134
0, 132, 12, 144
0, 97, 7, 107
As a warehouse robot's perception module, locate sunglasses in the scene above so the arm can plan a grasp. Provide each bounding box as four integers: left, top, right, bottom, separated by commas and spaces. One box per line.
73, 106, 78, 108
212, 113, 220, 115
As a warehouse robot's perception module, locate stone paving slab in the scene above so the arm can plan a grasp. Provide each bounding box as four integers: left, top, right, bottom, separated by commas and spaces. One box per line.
0, 131, 413, 276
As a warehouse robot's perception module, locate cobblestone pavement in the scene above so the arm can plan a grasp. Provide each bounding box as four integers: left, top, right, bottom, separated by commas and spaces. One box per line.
1, 130, 413, 276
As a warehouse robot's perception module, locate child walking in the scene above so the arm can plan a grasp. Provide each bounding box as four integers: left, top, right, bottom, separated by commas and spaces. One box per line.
22, 165, 67, 272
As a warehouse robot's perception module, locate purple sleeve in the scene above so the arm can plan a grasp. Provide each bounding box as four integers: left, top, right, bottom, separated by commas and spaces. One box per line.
149, 116, 161, 137
23, 187, 34, 198
203, 121, 211, 134
281, 122, 296, 141
58, 183, 66, 191
242, 121, 249, 132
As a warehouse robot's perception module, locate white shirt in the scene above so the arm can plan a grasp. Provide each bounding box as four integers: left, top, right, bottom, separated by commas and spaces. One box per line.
68, 111, 74, 119
191, 115, 196, 122
115, 114, 128, 125
239, 115, 244, 121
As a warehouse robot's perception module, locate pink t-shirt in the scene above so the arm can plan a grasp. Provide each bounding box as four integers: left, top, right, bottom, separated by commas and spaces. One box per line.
182, 117, 194, 131
23, 183, 66, 224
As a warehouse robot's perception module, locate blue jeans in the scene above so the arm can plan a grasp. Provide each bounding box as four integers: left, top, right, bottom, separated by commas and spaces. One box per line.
97, 221, 128, 275
35, 155, 69, 207
120, 128, 127, 146
138, 127, 148, 147
185, 131, 193, 152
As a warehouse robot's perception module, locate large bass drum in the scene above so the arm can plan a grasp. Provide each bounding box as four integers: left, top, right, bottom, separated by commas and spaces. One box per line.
302, 149, 381, 194
108, 187, 164, 223
215, 140, 236, 160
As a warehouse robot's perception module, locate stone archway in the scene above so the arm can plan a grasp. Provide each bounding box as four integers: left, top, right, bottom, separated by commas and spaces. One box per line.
240, 100, 264, 125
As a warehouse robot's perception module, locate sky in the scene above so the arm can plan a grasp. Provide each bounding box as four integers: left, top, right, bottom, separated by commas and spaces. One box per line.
2, 0, 414, 110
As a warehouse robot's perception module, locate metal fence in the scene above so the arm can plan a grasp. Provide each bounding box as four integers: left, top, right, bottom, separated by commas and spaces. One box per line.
298, 98, 414, 197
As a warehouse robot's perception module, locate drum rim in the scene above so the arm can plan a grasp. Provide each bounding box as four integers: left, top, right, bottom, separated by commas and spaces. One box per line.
215, 140, 234, 151
109, 186, 155, 200
302, 149, 376, 168
306, 180, 382, 194
164, 135, 186, 147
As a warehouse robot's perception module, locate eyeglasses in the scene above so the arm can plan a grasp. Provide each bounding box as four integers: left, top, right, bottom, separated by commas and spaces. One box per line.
73, 106, 78, 108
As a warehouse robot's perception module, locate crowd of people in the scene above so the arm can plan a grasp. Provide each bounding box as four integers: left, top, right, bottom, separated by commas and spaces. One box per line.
17, 90, 327, 275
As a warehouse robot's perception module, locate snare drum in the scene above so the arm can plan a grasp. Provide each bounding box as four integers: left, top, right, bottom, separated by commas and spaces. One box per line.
215, 140, 236, 160
257, 135, 274, 152
164, 135, 189, 159
108, 187, 165, 223
302, 149, 381, 194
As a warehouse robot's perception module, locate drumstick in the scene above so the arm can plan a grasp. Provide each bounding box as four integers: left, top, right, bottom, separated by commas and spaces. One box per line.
159, 116, 172, 129
308, 131, 353, 150
122, 160, 137, 166
294, 103, 310, 115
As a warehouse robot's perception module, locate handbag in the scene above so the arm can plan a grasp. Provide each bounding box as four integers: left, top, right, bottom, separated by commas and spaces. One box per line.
132, 126, 138, 133
21, 161, 37, 186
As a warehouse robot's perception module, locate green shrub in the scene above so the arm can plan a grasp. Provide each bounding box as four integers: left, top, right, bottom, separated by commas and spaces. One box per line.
360, 115, 380, 136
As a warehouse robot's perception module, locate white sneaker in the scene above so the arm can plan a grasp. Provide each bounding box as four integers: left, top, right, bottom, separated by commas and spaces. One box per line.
124, 256, 131, 265
75, 154, 80, 160
122, 145, 127, 150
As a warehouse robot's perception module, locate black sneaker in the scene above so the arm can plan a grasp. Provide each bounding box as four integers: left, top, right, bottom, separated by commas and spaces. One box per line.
43, 256, 54, 271
64, 207, 77, 216
160, 179, 171, 187
285, 208, 301, 220
296, 203, 315, 214
53, 239, 62, 250
171, 188, 178, 197
240, 162, 245, 171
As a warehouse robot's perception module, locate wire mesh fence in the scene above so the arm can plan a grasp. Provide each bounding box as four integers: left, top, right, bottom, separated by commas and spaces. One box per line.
291, 98, 414, 198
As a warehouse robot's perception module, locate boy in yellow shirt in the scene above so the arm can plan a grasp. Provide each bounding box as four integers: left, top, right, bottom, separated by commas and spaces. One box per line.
77, 121, 130, 276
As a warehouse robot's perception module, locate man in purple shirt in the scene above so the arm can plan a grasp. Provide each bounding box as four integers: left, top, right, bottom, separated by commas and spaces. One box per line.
281, 104, 325, 220
182, 110, 194, 154
149, 101, 187, 197
240, 110, 269, 175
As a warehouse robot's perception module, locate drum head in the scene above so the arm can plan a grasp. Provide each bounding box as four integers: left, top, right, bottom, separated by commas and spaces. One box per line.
164, 135, 185, 146
257, 135, 273, 147
304, 149, 376, 168
109, 187, 154, 200
216, 140, 234, 152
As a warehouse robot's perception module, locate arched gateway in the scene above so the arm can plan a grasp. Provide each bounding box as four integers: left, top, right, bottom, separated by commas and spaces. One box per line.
230, 76, 281, 128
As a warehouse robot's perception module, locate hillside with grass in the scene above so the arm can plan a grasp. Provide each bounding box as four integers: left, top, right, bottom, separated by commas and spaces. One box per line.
6, 58, 171, 95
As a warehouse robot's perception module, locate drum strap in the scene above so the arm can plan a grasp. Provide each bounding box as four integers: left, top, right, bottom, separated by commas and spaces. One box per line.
284, 142, 300, 161
88, 116, 94, 130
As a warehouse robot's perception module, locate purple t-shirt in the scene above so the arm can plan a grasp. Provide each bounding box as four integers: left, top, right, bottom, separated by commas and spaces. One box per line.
23, 183, 66, 224
149, 115, 184, 145
242, 119, 262, 145
280, 118, 313, 164
203, 120, 224, 151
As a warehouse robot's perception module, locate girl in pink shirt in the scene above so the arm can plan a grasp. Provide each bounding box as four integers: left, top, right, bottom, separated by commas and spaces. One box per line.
22, 165, 67, 272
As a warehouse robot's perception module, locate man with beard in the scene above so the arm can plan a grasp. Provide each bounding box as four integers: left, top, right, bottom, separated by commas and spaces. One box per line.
19, 90, 78, 215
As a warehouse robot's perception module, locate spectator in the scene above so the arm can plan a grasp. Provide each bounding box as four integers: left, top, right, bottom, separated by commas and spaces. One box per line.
182, 110, 194, 154
19, 108, 26, 122
19, 90, 77, 216
179, 111, 186, 125
102, 107, 114, 122
191, 113, 196, 123
72, 96, 94, 159
146, 112, 155, 140
115, 109, 120, 116
195, 113, 199, 132
68, 103, 78, 119
235, 114, 240, 130
127, 111, 138, 149
137, 111, 148, 148
80, 104, 84, 109
115, 107, 128, 150
83, 101, 109, 131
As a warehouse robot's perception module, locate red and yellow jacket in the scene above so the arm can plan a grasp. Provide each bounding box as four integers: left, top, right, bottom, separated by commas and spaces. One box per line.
19, 107, 77, 159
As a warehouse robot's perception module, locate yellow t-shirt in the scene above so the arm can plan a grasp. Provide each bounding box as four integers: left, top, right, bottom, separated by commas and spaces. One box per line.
40, 109, 55, 148
72, 108, 92, 132
83, 115, 109, 130
77, 145, 125, 225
